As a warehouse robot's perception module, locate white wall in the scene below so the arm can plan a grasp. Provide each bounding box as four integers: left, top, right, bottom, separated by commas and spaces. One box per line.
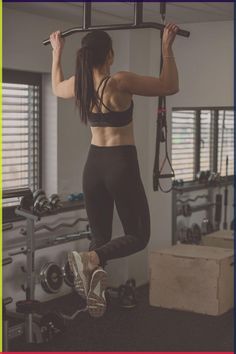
147, 20, 234, 251
2, 5, 234, 307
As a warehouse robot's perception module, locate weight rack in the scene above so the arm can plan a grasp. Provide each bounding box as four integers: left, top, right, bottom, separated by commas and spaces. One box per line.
172, 179, 234, 245
6, 202, 90, 344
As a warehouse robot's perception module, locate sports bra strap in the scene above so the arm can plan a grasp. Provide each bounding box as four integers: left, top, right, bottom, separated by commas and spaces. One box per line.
96, 76, 109, 94
97, 76, 112, 112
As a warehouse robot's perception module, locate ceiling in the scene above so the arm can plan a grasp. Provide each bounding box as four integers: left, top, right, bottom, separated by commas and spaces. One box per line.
4, 2, 234, 25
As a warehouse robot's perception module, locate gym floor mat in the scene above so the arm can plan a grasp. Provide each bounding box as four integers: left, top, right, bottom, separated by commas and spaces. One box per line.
9, 284, 233, 352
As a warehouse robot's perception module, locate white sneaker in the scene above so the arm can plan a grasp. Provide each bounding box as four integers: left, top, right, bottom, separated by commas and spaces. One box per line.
87, 268, 108, 318
68, 251, 92, 299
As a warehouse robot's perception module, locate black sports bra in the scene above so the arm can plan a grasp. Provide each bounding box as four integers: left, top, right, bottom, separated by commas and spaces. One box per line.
88, 76, 133, 128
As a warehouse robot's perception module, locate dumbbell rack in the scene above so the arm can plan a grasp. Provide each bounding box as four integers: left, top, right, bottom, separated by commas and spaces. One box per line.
172, 182, 214, 245
171, 180, 233, 245
12, 204, 89, 344
3, 257, 14, 351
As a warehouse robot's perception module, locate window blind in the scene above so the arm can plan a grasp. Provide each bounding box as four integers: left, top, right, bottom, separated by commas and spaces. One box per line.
218, 110, 234, 177
172, 108, 234, 182
172, 110, 195, 181
2, 80, 40, 207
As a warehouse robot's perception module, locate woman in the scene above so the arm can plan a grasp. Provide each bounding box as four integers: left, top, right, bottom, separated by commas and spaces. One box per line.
50, 24, 179, 318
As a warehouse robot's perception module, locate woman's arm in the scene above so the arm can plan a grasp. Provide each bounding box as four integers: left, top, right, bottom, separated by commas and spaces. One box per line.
50, 31, 75, 98
115, 23, 179, 97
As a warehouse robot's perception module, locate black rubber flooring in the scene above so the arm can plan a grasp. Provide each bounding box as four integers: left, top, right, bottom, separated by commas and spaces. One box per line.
10, 285, 234, 352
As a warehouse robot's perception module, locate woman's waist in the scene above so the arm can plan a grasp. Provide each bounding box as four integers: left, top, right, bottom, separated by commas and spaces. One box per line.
87, 140, 138, 159
90, 124, 135, 147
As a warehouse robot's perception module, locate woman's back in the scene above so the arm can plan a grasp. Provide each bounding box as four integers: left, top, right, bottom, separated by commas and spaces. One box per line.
89, 73, 135, 147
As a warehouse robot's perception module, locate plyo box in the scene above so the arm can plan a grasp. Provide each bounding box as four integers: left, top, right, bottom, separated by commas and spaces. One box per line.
201, 230, 234, 249
149, 244, 234, 316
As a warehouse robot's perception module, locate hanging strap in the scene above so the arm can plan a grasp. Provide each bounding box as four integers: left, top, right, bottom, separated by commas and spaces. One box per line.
153, 3, 175, 193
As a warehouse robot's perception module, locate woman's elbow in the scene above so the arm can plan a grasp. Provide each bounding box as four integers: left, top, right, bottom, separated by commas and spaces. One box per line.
170, 87, 179, 95
165, 86, 179, 96
52, 86, 59, 97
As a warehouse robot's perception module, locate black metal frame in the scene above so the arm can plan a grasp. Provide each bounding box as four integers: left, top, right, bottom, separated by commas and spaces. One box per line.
43, 2, 190, 45
2, 69, 43, 223
195, 110, 201, 176
172, 106, 234, 181
171, 178, 233, 245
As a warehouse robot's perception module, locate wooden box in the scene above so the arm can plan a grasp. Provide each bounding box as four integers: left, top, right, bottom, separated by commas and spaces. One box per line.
149, 244, 234, 316
201, 230, 234, 249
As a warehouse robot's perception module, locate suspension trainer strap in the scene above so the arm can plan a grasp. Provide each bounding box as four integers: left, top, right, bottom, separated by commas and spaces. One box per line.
153, 2, 175, 193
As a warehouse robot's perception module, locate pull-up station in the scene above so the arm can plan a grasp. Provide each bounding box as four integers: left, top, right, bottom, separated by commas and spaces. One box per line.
43, 2, 190, 193
43, 2, 190, 45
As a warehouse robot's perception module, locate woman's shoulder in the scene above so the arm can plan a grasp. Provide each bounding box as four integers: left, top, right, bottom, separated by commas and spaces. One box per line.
110, 71, 132, 91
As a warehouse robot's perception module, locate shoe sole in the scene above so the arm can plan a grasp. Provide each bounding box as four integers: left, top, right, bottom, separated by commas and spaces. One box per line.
87, 269, 107, 318
68, 251, 88, 298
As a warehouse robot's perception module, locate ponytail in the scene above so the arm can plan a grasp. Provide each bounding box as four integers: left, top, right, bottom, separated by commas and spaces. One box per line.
74, 30, 113, 124
74, 47, 98, 124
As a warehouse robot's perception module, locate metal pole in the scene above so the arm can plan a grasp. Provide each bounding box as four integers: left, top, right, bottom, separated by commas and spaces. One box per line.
160, 2, 166, 23
83, 2, 92, 29
43, 22, 190, 45
134, 2, 143, 26
25, 217, 35, 343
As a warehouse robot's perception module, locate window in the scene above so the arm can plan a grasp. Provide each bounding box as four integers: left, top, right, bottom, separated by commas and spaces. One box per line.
218, 110, 234, 176
172, 107, 234, 182
2, 69, 42, 221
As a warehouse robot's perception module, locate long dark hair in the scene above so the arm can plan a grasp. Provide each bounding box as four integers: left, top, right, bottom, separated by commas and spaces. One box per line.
75, 30, 113, 124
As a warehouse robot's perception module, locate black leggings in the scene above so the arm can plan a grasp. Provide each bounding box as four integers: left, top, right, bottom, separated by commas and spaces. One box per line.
83, 144, 150, 266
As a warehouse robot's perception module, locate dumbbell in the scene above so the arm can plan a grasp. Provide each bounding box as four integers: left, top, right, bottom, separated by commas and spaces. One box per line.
119, 279, 137, 309
191, 223, 202, 244
20, 190, 34, 210
67, 193, 84, 202
208, 172, 220, 186
40, 311, 66, 342
48, 194, 63, 210
106, 278, 137, 309
33, 189, 51, 213
196, 171, 210, 184
3, 297, 13, 352
172, 179, 184, 188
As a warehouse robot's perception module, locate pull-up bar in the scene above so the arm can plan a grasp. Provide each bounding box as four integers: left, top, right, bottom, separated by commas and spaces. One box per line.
43, 2, 190, 45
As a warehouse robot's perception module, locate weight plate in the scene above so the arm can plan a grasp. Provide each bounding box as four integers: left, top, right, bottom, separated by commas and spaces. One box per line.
49, 194, 61, 209
40, 262, 63, 294
33, 189, 45, 202
176, 220, 187, 243
125, 278, 136, 289
186, 228, 193, 244
201, 218, 214, 236
16, 300, 41, 314
62, 260, 75, 288
191, 223, 202, 244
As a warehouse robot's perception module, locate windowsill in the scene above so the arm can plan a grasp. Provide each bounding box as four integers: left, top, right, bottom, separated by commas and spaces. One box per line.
3, 200, 86, 224
173, 175, 234, 193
